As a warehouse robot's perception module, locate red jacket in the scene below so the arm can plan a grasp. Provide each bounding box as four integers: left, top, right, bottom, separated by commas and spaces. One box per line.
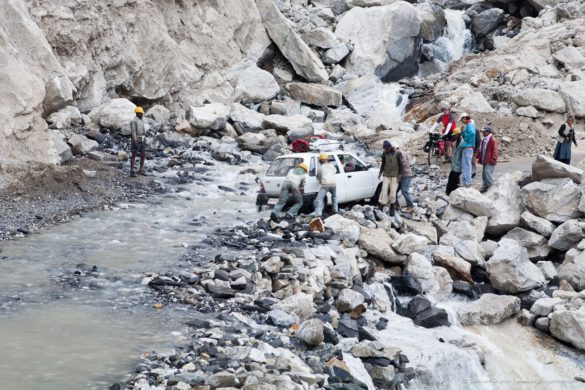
476, 135, 498, 165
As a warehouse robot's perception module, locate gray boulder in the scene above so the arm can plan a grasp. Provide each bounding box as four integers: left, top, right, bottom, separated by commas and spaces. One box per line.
67, 134, 98, 156
550, 310, 585, 350
287, 83, 342, 107
512, 88, 566, 113
51, 130, 73, 164
532, 155, 583, 184
416, 2, 446, 42
458, 294, 521, 326
554, 46, 585, 69
530, 297, 565, 317
324, 214, 361, 246
521, 178, 583, 223
297, 319, 325, 347
558, 253, 585, 291
449, 187, 496, 217
486, 172, 525, 235
273, 293, 315, 321
472, 8, 505, 38
301, 27, 338, 49
187, 103, 230, 131
559, 80, 585, 118
502, 227, 550, 260
486, 239, 546, 294
335, 2, 421, 81
392, 233, 428, 255
263, 115, 313, 139
434, 253, 472, 283
520, 211, 556, 238
337, 288, 365, 312
256, 0, 328, 82
548, 220, 584, 251
322, 42, 351, 65
233, 63, 280, 104
358, 226, 406, 264
99, 98, 136, 130
146, 105, 171, 125
404, 253, 437, 293
230, 103, 265, 132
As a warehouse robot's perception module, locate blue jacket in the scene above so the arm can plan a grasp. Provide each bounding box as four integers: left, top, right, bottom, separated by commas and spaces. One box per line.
462, 121, 476, 148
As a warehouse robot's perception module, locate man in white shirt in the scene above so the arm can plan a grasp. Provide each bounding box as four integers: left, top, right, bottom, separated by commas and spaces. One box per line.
271, 162, 308, 222
314, 154, 338, 217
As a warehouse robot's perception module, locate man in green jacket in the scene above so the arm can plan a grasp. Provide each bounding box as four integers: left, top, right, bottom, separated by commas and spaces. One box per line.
378, 140, 402, 216
446, 127, 463, 195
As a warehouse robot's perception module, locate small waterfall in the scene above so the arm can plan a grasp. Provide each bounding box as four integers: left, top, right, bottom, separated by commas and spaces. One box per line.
425, 9, 474, 71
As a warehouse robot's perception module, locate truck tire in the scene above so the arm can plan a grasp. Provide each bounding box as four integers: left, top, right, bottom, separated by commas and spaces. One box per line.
370, 183, 382, 205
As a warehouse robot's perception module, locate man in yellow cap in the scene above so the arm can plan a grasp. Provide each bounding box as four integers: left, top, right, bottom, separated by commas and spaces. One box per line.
314, 154, 338, 217
271, 162, 308, 222
130, 106, 146, 177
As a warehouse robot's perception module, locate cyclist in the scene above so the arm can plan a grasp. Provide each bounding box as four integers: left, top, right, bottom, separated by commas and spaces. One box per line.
429, 105, 457, 162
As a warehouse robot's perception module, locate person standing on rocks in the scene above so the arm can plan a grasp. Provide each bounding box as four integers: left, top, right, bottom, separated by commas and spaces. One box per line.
314, 154, 338, 217
271, 162, 308, 222
459, 113, 476, 188
429, 106, 457, 162
553, 115, 577, 165
130, 106, 147, 177
393, 143, 415, 213
476, 126, 498, 193
378, 140, 403, 216
446, 127, 463, 195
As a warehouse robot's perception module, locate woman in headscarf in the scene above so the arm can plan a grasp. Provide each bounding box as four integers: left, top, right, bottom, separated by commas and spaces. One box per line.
553, 115, 577, 165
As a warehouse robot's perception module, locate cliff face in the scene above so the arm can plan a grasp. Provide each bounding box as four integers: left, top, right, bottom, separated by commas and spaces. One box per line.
1, 0, 269, 164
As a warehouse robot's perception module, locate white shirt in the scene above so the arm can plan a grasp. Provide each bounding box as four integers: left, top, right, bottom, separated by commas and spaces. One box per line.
318, 163, 337, 188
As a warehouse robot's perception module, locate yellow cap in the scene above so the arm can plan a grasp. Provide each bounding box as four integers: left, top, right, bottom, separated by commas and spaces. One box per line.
452, 127, 461, 136
318, 153, 329, 161
134, 106, 144, 114
298, 162, 308, 172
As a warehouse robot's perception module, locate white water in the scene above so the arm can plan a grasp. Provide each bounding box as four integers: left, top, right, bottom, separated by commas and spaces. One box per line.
427, 9, 474, 70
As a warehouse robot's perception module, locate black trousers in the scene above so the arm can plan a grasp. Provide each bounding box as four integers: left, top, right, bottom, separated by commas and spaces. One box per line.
446, 171, 461, 195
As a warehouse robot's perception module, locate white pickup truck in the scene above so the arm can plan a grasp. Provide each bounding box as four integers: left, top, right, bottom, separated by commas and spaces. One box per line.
256, 151, 382, 212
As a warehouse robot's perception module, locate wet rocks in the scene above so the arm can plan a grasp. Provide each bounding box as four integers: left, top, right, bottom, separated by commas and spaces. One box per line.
458, 293, 521, 326
550, 309, 585, 350
486, 239, 546, 294
433, 252, 473, 283
404, 254, 436, 294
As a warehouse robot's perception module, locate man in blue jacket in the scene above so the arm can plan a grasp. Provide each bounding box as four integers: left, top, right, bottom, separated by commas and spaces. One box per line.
459, 112, 476, 187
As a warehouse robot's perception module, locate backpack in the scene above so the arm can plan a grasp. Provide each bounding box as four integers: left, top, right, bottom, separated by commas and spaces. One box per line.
474, 128, 482, 151
291, 138, 311, 153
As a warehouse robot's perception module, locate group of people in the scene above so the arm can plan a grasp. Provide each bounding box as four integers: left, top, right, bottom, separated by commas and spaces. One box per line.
269, 143, 416, 222
433, 107, 499, 195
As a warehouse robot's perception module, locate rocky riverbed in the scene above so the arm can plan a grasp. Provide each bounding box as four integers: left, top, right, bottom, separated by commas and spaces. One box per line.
2, 0, 585, 389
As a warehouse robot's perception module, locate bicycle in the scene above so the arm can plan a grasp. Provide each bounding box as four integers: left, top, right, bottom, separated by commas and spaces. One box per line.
425, 132, 443, 165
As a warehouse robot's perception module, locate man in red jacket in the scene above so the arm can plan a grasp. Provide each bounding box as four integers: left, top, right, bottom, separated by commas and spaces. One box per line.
476, 126, 498, 193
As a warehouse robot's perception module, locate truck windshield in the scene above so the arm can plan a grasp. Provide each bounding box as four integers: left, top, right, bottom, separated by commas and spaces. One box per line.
266, 157, 304, 177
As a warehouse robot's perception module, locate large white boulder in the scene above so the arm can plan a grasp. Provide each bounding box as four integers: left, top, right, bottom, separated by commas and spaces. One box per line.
532, 155, 583, 184
521, 178, 583, 223
324, 214, 361, 246
520, 211, 556, 238
548, 220, 585, 251
51, 130, 73, 164
99, 99, 136, 130
47, 106, 82, 130
256, 0, 328, 82
458, 294, 521, 326
512, 88, 566, 113
433, 252, 473, 283
486, 239, 546, 294
554, 46, 585, 69
549, 310, 585, 351
232, 63, 280, 104
559, 80, 585, 118
449, 187, 496, 217
67, 134, 98, 156
486, 172, 524, 235
187, 103, 231, 131
335, 2, 421, 81
459, 91, 494, 114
